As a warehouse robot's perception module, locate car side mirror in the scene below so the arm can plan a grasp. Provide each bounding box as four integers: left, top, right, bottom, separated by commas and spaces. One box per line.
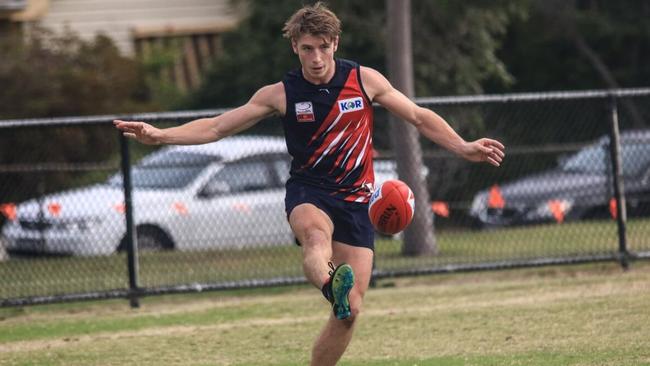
198, 181, 230, 198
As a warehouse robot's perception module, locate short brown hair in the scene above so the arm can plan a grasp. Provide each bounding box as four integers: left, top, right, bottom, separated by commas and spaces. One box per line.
282, 2, 341, 41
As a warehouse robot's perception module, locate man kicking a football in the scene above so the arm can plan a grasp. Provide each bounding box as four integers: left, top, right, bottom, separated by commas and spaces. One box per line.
114, 2, 504, 365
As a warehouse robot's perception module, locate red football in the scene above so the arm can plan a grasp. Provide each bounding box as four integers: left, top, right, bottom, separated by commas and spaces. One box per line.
368, 180, 415, 235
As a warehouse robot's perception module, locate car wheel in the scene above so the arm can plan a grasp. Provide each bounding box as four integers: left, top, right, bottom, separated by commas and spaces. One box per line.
119, 226, 174, 252
137, 226, 174, 251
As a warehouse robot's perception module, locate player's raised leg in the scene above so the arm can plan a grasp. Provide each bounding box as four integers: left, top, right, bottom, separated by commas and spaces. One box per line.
310, 242, 374, 366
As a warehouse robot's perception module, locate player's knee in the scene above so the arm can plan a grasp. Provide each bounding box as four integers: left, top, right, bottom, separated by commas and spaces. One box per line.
341, 306, 361, 325
300, 226, 330, 248
345, 292, 364, 323
350, 305, 361, 321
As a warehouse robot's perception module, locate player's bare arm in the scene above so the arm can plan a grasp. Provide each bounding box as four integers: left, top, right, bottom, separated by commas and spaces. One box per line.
113, 83, 286, 145
360, 66, 505, 167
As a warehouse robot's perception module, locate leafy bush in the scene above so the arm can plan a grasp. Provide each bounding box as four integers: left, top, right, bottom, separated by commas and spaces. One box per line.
0, 27, 157, 208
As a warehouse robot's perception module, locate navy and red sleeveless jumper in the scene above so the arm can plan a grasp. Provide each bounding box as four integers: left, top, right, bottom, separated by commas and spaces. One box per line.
281, 58, 375, 203
281, 59, 375, 249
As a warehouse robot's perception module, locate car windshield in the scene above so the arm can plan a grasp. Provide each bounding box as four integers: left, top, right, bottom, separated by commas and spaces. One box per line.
205, 161, 272, 193
561, 141, 650, 176
561, 145, 607, 174
108, 152, 217, 189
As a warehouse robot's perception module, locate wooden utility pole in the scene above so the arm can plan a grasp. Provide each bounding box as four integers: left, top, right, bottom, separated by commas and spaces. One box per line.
386, 0, 437, 255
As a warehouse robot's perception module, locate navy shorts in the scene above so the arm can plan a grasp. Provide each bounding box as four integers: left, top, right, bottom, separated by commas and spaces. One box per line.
285, 181, 375, 251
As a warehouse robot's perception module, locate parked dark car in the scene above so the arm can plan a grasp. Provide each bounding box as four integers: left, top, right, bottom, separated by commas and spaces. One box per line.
470, 130, 650, 228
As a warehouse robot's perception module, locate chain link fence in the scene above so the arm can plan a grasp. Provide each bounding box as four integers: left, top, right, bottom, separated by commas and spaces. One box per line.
1, 88, 649, 307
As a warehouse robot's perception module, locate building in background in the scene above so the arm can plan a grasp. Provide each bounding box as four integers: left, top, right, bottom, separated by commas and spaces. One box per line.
0, 0, 243, 91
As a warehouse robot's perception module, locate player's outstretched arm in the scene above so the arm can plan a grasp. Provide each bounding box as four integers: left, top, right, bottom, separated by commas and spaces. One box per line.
113, 83, 284, 145
361, 67, 505, 167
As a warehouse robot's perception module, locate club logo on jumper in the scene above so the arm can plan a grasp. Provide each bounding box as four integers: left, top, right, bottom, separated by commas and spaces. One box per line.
295, 101, 315, 122
338, 97, 364, 114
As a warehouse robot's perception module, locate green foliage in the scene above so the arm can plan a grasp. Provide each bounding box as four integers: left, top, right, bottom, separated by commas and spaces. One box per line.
493, 0, 650, 92
410, 0, 529, 96
483, 0, 650, 157
0, 27, 152, 119
138, 39, 187, 109
0, 28, 156, 205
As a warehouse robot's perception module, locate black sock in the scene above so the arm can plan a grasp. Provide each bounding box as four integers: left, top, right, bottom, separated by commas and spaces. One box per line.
321, 279, 334, 304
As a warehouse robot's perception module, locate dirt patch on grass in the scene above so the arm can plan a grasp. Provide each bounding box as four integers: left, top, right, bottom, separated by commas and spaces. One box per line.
382, 261, 650, 289
0, 313, 324, 354
0, 289, 315, 326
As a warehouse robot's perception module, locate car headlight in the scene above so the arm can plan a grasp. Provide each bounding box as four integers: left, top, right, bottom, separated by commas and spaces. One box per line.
528, 199, 574, 222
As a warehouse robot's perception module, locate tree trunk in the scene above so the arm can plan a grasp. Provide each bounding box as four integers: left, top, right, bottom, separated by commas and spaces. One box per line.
386, 0, 437, 256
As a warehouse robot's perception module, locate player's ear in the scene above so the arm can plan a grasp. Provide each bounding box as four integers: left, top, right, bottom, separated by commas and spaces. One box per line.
291, 39, 299, 54
332, 36, 339, 52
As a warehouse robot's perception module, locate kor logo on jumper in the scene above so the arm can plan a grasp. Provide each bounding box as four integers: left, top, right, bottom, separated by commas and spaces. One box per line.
338, 97, 364, 113
295, 101, 315, 122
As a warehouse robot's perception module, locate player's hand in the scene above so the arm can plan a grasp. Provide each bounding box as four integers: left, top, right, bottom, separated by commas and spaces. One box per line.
460, 138, 505, 167
113, 120, 163, 145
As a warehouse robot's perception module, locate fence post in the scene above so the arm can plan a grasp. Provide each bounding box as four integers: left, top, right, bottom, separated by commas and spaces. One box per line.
119, 132, 141, 307
607, 96, 629, 270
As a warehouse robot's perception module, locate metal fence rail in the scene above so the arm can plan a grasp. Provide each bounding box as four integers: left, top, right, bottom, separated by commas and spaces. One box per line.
1, 87, 649, 307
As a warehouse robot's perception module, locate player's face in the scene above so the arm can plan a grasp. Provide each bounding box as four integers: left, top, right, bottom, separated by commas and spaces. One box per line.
292, 34, 338, 84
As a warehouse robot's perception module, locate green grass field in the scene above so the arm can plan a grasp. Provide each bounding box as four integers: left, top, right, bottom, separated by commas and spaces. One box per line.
1, 261, 649, 365
2, 218, 650, 300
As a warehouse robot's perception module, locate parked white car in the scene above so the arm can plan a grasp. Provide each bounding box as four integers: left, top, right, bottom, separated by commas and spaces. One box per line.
3, 135, 398, 256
